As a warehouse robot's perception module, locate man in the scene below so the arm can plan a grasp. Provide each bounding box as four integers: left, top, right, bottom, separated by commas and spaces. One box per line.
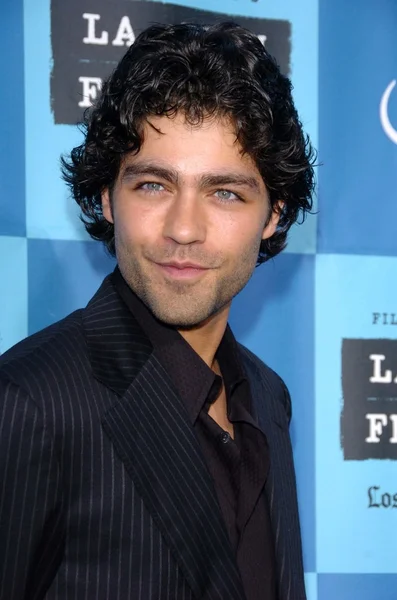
0, 22, 314, 600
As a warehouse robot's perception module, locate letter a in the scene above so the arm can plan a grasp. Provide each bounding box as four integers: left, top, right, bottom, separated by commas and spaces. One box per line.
112, 16, 135, 47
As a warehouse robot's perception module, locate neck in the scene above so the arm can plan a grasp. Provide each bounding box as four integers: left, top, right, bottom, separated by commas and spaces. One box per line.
177, 304, 230, 369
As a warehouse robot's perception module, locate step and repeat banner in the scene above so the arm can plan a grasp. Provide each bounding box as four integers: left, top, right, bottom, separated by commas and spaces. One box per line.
0, 0, 396, 598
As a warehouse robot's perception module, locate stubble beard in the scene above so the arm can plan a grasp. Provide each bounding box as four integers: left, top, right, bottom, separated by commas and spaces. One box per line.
116, 239, 261, 329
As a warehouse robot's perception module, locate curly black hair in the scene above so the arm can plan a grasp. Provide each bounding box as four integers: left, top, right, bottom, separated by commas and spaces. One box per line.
62, 21, 316, 263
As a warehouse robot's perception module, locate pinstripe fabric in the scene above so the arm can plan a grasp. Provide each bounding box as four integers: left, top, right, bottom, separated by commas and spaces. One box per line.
0, 274, 305, 599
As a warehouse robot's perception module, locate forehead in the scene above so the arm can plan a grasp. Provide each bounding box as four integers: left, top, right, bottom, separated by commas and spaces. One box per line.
131, 113, 259, 172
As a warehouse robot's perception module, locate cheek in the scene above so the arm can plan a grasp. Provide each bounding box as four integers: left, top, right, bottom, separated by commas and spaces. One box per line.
114, 203, 161, 245
213, 211, 265, 255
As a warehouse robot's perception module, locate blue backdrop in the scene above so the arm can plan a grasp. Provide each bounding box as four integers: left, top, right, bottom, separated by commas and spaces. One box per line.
1, 0, 396, 598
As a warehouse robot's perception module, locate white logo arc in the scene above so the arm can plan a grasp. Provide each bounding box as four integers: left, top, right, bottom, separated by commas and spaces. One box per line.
380, 80, 397, 144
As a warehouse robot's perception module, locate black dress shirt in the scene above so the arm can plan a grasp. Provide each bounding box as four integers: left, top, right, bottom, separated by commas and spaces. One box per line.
112, 268, 276, 599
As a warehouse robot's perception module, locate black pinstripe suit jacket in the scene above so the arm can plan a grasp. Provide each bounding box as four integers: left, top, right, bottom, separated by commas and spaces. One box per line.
0, 274, 306, 600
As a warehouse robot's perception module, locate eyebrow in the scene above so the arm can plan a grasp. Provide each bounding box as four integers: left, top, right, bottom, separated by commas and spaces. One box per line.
199, 173, 262, 194
120, 162, 262, 194
120, 163, 179, 186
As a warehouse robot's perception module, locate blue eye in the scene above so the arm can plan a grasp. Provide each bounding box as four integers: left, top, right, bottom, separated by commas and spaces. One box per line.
215, 189, 242, 202
139, 182, 165, 193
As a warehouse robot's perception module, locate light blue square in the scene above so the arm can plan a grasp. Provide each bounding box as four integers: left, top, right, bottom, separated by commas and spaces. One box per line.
315, 254, 397, 573
0, 237, 28, 354
24, 0, 88, 241
305, 572, 318, 600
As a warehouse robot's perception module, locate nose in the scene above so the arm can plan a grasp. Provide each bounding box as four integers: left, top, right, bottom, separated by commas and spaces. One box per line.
162, 192, 206, 245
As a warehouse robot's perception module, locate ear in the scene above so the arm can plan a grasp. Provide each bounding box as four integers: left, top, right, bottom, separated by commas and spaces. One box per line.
261, 201, 283, 240
101, 188, 114, 224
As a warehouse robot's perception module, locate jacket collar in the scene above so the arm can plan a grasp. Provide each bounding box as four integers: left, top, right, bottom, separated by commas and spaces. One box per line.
83, 272, 153, 396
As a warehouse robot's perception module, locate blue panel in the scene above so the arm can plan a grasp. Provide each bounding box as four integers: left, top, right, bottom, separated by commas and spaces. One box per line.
0, 237, 27, 353
305, 573, 318, 600
28, 239, 116, 335
230, 253, 316, 572
24, 0, 87, 241
318, 574, 397, 600
0, 0, 26, 237
316, 254, 397, 573
318, 0, 397, 256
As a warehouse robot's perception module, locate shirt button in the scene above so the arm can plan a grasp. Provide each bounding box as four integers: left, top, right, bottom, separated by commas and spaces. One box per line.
220, 432, 231, 444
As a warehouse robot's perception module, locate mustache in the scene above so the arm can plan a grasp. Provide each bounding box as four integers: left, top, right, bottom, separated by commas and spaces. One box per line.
144, 249, 222, 269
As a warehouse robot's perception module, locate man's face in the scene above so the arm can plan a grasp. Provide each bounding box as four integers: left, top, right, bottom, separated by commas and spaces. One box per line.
102, 113, 279, 328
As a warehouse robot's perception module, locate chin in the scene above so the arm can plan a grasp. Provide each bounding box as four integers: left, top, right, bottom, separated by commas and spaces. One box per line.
151, 298, 226, 330
152, 310, 205, 330
148, 300, 209, 328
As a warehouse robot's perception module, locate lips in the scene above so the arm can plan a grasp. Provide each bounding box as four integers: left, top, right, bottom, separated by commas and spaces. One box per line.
154, 261, 209, 280
157, 262, 207, 270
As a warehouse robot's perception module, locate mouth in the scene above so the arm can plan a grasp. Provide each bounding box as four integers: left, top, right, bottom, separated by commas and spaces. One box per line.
153, 261, 210, 280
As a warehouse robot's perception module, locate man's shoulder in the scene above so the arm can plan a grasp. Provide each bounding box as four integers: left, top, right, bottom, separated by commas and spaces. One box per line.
0, 309, 86, 391
237, 342, 284, 386
237, 342, 292, 421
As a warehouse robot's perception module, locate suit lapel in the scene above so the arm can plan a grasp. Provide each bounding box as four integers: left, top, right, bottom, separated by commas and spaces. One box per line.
84, 275, 245, 600
240, 347, 306, 600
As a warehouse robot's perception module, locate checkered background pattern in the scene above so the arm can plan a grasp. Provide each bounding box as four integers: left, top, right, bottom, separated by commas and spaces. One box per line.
1, 0, 396, 597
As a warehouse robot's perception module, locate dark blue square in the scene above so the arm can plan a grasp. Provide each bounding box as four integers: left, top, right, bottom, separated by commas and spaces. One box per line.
318, 574, 397, 600
230, 253, 316, 572
0, 0, 26, 237
318, 0, 397, 256
28, 239, 116, 335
